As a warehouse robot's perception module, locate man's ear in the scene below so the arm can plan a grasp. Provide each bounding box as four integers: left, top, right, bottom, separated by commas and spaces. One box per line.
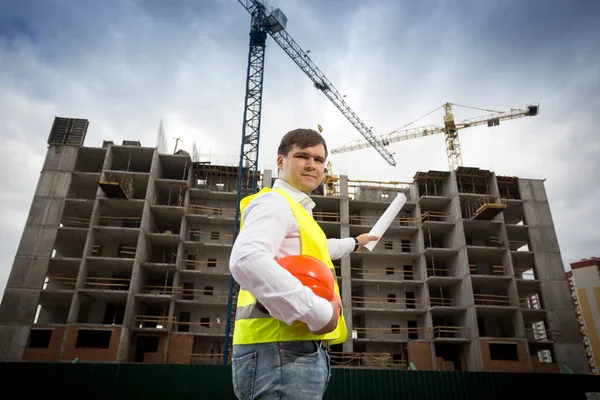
276, 154, 283, 170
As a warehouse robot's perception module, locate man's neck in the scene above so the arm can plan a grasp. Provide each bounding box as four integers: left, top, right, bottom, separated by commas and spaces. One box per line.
277, 178, 310, 198
278, 178, 311, 196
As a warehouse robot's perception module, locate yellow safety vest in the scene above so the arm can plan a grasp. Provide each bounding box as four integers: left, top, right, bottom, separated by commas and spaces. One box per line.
232, 187, 348, 345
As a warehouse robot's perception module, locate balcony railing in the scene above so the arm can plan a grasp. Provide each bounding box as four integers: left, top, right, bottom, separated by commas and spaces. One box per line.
179, 288, 231, 304
432, 326, 468, 339
373, 241, 413, 253
132, 315, 176, 329
420, 211, 454, 223
351, 266, 414, 280
91, 244, 137, 258
351, 295, 421, 310
353, 326, 430, 341
313, 211, 340, 223
140, 285, 178, 295
187, 230, 233, 244
43, 276, 77, 290
469, 264, 506, 276
351, 326, 467, 341
473, 293, 512, 306
349, 215, 417, 228
188, 205, 236, 218
153, 194, 185, 207
97, 216, 141, 228
83, 277, 130, 290
62, 216, 91, 227
429, 297, 456, 307
519, 295, 543, 310
183, 260, 229, 274
426, 267, 454, 278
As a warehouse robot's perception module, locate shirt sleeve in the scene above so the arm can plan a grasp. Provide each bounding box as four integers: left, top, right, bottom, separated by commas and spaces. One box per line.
229, 192, 333, 332
327, 237, 356, 260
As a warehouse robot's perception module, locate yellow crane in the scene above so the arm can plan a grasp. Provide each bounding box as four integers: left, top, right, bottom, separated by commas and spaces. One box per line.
317, 124, 338, 196
330, 102, 539, 170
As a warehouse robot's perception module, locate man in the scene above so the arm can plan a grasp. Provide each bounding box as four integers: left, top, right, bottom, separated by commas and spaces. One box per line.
229, 128, 378, 399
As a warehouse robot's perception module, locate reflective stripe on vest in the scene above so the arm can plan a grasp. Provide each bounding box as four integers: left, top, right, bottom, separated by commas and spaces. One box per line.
232, 187, 348, 345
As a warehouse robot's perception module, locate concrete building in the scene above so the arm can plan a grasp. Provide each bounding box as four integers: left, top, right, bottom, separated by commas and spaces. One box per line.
567, 257, 600, 374
0, 117, 589, 373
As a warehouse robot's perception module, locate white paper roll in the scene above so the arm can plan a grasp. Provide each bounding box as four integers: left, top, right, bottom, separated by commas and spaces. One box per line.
363, 193, 407, 252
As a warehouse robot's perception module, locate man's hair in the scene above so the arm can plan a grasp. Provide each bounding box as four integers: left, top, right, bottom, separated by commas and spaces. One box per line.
277, 128, 328, 158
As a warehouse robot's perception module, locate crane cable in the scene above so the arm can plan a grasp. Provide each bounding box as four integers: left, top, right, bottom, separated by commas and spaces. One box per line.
396, 102, 504, 132
396, 104, 444, 130
450, 103, 503, 114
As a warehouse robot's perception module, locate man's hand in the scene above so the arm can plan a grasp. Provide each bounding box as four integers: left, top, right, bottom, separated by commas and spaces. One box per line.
311, 297, 341, 335
355, 233, 379, 250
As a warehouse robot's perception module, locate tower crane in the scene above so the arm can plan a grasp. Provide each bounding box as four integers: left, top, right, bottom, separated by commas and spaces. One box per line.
224, 0, 396, 364
331, 102, 540, 170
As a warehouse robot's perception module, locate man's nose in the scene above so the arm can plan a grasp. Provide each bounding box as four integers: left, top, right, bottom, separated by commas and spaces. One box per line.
305, 157, 316, 169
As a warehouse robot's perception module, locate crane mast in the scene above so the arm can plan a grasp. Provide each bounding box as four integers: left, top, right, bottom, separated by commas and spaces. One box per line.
224, 0, 270, 365
443, 103, 463, 171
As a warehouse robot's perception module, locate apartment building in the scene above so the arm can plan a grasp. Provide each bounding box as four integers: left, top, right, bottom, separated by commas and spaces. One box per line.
0, 117, 589, 373
567, 257, 600, 374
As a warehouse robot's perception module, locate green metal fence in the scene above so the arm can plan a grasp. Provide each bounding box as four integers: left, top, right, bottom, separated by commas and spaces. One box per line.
1, 362, 599, 399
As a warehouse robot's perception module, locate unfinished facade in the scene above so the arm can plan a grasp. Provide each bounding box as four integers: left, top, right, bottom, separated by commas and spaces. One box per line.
0, 122, 589, 373
567, 257, 600, 374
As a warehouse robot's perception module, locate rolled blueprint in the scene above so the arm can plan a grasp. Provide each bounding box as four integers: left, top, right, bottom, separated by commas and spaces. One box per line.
363, 193, 407, 252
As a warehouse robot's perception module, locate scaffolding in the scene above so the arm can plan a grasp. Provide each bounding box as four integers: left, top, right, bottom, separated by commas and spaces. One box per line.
98, 173, 133, 199
456, 167, 492, 195
470, 196, 507, 220
323, 161, 338, 196
497, 175, 521, 199
413, 170, 450, 197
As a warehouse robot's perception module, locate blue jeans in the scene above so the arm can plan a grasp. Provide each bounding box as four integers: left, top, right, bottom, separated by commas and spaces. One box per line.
232, 341, 331, 399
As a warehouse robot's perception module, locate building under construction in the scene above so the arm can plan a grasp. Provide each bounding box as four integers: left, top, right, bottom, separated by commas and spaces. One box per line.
567, 257, 600, 374
0, 117, 589, 374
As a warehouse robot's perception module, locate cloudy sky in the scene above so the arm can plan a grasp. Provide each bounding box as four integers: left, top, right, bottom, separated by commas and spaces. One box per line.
1, 0, 599, 298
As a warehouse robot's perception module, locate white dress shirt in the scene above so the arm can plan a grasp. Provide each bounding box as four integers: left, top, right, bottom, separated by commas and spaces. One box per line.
229, 179, 356, 332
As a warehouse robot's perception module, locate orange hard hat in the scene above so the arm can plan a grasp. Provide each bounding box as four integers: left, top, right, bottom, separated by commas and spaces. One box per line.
277, 255, 335, 302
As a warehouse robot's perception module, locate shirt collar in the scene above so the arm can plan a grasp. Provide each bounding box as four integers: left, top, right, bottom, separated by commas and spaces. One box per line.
272, 179, 316, 210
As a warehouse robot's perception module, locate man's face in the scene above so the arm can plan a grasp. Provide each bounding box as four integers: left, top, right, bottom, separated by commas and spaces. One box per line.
277, 144, 326, 195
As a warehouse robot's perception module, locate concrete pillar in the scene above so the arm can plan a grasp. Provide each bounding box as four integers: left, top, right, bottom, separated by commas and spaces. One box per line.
262, 169, 273, 189
518, 178, 588, 372
339, 175, 353, 352
448, 171, 483, 371
117, 148, 160, 362
0, 146, 79, 361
